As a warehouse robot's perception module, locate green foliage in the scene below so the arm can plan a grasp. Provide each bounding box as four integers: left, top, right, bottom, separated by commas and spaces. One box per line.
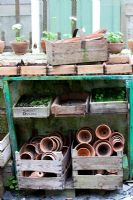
92, 88, 126, 102
15, 36, 25, 42
41, 31, 57, 41
106, 32, 124, 43
17, 96, 52, 107
6, 176, 19, 191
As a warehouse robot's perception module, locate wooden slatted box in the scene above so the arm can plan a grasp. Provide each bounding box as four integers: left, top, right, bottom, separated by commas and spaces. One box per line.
15, 146, 70, 190
72, 149, 123, 190
46, 39, 108, 65
0, 133, 11, 167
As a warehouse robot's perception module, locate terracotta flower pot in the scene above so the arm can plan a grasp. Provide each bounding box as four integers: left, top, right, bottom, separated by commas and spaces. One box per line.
40, 137, 57, 152
109, 132, 125, 152
95, 124, 112, 140
49, 136, 61, 151
41, 39, 46, 53
75, 143, 95, 156
20, 151, 34, 160
77, 148, 91, 156
10, 40, 29, 55
41, 152, 56, 160
22, 171, 32, 177
29, 135, 43, 144
24, 144, 37, 156
0, 40, 5, 53
95, 141, 113, 156
35, 153, 42, 160
30, 171, 44, 178
108, 43, 124, 54
76, 127, 95, 144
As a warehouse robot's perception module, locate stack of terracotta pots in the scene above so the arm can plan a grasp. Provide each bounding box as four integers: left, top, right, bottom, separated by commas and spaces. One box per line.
75, 124, 125, 157
20, 133, 67, 177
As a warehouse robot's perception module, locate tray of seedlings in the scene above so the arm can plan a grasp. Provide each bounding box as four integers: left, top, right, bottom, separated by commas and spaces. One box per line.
15, 133, 71, 190
72, 125, 124, 190
90, 88, 128, 114
13, 95, 52, 118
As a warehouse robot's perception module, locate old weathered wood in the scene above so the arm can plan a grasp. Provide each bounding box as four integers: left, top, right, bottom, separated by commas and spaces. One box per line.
21, 65, 47, 76
51, 93, 89, 116
77, 64, 103, 75
105, 64, 132, 74
48, 65, 76, 75
0, 67, 17, 76
108, 54, 131, 64
73, 175, 123, 190
0, 133, 10, 151
0, 143, 11, 167
2, 160, 13, 186
16, 145, 70, 189
90, 99, 128, 114
72, 149, 123, 190
46, 39, 108, 65
13, 100, 51, 118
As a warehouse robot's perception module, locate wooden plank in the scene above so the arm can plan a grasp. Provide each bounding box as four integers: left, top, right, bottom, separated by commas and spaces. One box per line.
0, 143, 11, 167
18, 176, 63, 190
108, 54, 131, 64
0, 133, 10, 151
72, 155, 122, 171
0, 67, 17, 76
21, 66, 46, 76
105, 64, 132, 74
77, 65, 103, 75
90, 101, 128, 114
48, 65, 76, 75
13, 100, 51, 118
73, 175, 123, 189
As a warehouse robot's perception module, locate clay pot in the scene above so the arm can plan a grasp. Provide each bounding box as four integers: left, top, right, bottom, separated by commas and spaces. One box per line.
24, 144, 37, 155
109, 132, 125, 152
10, 40, 29, 55
30, 171, 44, 178
48, 132, 64, 145
35, 154, 42, 160
108, 43, 124, 54
49, 136, 60, 151
22, 171, 32, 177
75, 143, 95, 156
40, 137, 57, 152
95, 141, 113, 156
76, 127, 94, 144
29, 135, 43, 144
35, 143, 43, 154
128, 40, 133, 54
77, 148, 91, 156
20, 151, 34, 160
41, 39, 46, 53
0, 40, 5, 53
95, 124, 112, 140
41, 152, 56, 160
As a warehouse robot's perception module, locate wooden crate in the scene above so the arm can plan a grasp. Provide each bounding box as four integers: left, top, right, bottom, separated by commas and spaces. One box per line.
72, 149, 123, 190
13, 100, 52, 118
46, 39, 108, 65
16, 146, 70, 190
90, 98, 128, 114
105, 64, 132, 74
51, 93, 89, 117
0, 133, 11, 167
77, 64, 103, 75
21, 65, 47, 76
0, 66, 17, 76
48, 65, 76, 75
108, 54, 131, 64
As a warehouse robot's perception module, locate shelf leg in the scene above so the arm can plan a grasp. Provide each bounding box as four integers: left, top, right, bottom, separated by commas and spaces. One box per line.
127, 80, 133, 179
3, 81, 18, 161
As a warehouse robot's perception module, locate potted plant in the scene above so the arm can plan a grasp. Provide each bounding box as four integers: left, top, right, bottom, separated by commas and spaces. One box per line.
106, 32, 124, 54
10, 23, 29, 55
128, 39, 133, 54
41, 31, 57, 53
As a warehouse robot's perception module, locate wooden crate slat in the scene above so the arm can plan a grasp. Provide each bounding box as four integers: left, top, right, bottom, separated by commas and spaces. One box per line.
0, 133, 10, 151
77, 65, 103, 75
72, 156, 122, 170
0, 143, 11, 167
108, 54, 131, 64
21, 66, 46, 76
48, 65, 76, 75
73, 175, 123, 190
0, 67, 17, 76
105, 64, 132, 74
18, 176, 63, 190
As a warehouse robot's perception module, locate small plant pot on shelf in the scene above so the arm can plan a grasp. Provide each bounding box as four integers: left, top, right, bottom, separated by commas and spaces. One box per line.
0, 133, 11, 167
128, 39, 133, 54
51, 93, 89, 117
13, 96, 52, 118
10, 40, 29, 55
108, 43, 124, 54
